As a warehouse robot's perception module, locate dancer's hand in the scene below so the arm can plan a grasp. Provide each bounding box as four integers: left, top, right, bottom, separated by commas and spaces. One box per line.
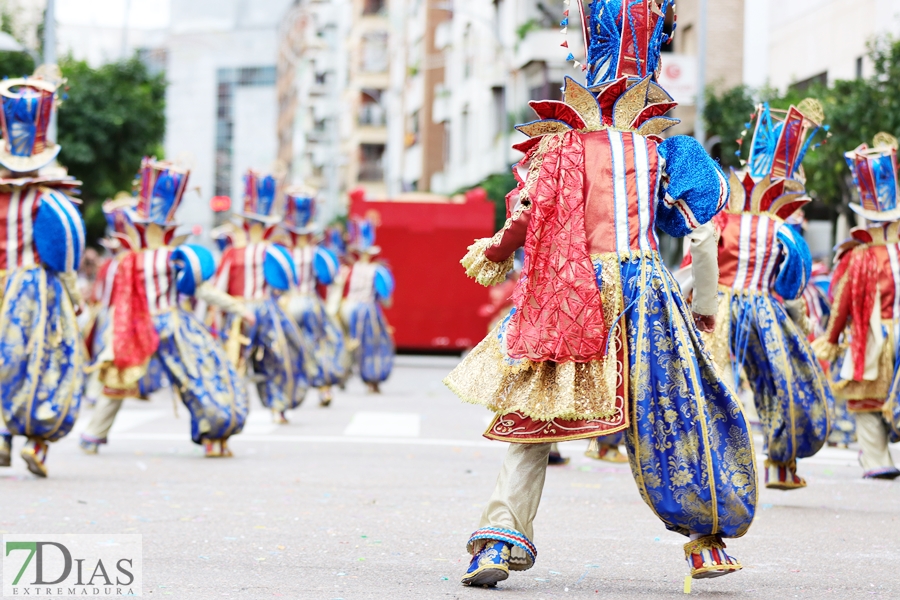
692, 312, 716, 333
242, 309, 256, 327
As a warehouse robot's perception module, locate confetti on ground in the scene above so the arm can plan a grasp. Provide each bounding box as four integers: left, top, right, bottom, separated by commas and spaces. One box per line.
683, 575, 691, 594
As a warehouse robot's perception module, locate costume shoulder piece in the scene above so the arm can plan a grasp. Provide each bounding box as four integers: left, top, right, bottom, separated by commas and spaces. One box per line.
513, 0, 679, 155
727, 99, 827, 219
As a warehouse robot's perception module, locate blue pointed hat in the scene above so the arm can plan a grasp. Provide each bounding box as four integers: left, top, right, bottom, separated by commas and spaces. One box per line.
283, 185, 319, 234
240, 169, 282, 224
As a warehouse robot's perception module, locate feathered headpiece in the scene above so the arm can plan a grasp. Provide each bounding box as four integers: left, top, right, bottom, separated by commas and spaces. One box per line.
283, 185, 318, 234
100, 192, 137, 250
583, 0, 675, 86
846, 133, 900, 223
0, 75, 61, 172
240, 169, 281, 223
347, 217, 380, 255
513, 0, 679, 153
728, 99, 826, 218
134, 157, 190, 225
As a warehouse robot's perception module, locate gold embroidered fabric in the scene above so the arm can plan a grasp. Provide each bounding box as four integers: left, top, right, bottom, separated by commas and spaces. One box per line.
443, 325, 621, 421
810, 338, 842, 364
445, 252, 624, 422
461, 237, 514, 287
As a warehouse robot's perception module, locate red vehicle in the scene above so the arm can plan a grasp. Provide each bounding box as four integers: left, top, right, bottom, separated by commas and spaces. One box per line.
349, 188, 495, 352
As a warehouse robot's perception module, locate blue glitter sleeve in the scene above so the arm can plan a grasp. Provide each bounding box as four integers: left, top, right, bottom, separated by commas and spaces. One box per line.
656, 135, 729, 238
773, 225, 812, 301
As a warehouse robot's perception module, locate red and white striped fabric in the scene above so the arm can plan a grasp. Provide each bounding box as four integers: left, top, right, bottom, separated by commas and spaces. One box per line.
292, 246, 316, 295
136, 248, 178, 313
717, 212, 783, 292
0, 188, 42, 271
214, 243, 270, 300
582, 130, 661, 255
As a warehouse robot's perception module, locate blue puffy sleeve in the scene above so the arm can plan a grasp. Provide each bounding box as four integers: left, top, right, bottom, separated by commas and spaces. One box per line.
773, 225, 812, 301
656, 135, 729, 238
264, 243, 298, 291
313, 246, 340, 286
171, 244, 217, 295
374, 264, 394, 302
34, 188, 86, 273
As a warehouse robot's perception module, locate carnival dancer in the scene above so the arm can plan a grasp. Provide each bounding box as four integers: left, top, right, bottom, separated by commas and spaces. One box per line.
281, 186, 347, 406
701, 101, 833, 490
341, 218, 395, 393
82, 157, 251, 457
814, 133, 900, 479
0, 70, 87, 477
444, 0, 756, 586
79, 196, 173, 453
213, 169, 312, 423
802, 260, 856, 446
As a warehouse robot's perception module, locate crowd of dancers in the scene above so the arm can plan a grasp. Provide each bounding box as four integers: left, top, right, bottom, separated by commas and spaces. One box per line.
0, 69, 396, 477
445, 0, 900, 588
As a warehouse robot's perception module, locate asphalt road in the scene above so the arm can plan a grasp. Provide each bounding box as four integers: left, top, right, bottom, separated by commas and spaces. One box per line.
2, 355, 899, 599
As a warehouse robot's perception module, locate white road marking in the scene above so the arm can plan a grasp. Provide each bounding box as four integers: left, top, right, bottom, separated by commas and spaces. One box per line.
72, 409, 166, 434
241, 410, 279, 435
343, 412, 421, 438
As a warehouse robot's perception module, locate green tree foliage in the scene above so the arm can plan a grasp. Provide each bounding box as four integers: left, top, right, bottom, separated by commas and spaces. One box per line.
57, 57, 166, 245
704, 35, 900, 209
0, 51, 34, 79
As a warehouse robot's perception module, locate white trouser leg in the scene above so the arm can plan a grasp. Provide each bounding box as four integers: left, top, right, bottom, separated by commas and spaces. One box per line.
855, 412, 895, 471
478, 443, 551, 540
83, 395, 125, 442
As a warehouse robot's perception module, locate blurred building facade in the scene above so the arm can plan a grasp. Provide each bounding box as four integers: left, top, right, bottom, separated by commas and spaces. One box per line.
388, 0, 573, 196
343, 0, 393, 198
745, 0, 900, 91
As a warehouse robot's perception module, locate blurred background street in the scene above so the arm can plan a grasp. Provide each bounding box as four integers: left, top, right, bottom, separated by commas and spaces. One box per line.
2, 355, 898, 599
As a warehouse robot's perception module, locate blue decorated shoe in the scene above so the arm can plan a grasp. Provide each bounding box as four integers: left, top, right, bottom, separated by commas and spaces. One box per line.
461, 540, 509, 587
79, 434, 104, 455
465, 527, 537, 574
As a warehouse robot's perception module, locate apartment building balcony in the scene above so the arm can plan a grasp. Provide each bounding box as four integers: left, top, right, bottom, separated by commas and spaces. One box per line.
513, 28, 564, 71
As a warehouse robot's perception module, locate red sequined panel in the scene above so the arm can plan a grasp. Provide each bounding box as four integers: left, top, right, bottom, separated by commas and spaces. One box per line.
112, 252, 159, 369
507, 131, 608, 362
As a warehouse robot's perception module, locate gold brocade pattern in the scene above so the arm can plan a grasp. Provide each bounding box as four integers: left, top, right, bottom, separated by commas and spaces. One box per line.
0, 267, 84, 441
445, 252, 626, 422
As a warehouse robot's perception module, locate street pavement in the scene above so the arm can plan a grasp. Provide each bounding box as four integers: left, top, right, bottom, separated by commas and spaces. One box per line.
2, 355, 899, 599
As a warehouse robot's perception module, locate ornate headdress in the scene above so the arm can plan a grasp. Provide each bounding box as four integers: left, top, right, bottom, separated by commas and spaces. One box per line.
347, 217, 380, 255
845, 133, 900, 223
727, 99, 826, 218
0, 74, 62, 172
283, 185, 318, 234
240, 169, 281, 224
134, 157, 190, 225
100, 192, 137, 250
513, 0, 678, 154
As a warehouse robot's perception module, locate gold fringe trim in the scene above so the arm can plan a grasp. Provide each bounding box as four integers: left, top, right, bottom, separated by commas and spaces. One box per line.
683, 535, 726, 559
448, 247, 639, 422
810, 338, 842, 364
460, 238, 514, 287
